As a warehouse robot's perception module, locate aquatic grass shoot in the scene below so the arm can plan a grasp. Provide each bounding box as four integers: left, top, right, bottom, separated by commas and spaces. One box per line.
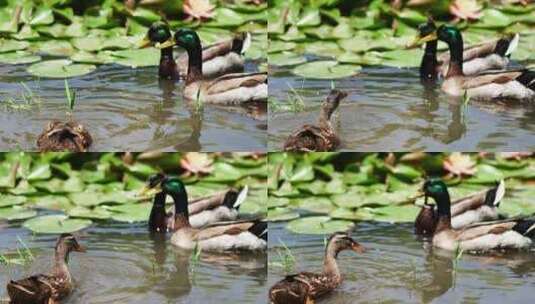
452, 244, 464, 288
1, 82, 41, 111
65, 79, 76, 112
269, 239, 296, 274
189, 242, 202, 280
0, 236, 35, 266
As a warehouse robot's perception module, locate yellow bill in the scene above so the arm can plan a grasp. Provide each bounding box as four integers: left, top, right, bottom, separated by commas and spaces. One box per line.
138, 36, 152, 48
155, 38, 175, 49
406, 31, 438, 49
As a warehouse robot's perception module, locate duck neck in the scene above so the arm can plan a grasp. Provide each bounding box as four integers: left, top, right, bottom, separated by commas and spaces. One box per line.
159, 47, 179, 79
445, 37, 464, 78
420, 41, 438, 82
322, 242, 341, 278
171, 191, 191, 229
318, 105, 335, 130
149, 192, 168, 232
185, 43, 203, 84
53, 245, 71, 280
434, 192, 452, 232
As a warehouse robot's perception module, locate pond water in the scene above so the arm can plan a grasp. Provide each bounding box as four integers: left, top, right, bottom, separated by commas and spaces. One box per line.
0, 222, 267, 304
268, 65, 535, 151
268, 222, 535, 304
0, 60, 267, 152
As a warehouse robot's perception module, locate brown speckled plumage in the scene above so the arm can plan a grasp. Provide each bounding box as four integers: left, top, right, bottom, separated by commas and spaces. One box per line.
6, 234, 85, 304
269, 232, 365, 304
36, 121, 92, 152
283, 90, 347, 152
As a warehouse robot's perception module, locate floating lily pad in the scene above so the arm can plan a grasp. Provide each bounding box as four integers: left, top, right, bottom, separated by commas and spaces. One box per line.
0, 195, 26, 207
107, 203, 151, 223
0, 206, 36, 221
295, 197, 334, 214
68, 206, 112, 220
286, 216, 354, 234
268, 197, 290, 208
72, 36, 103, 52
269, 52, 306, 67
27, 59, 96, 78
370, 205, 420, 223
31, 196, 73, 211
23, 215, 92, 234
109, 48, 159, 67
292, 61, 360, 79
0, 40, 29, 53
33, 41, 75, 57
0, 51, 41, 65
268, 207, 300, 222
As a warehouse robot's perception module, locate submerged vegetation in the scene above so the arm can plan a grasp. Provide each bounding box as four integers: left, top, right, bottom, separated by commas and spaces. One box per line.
268, 152, 535, 234
0, 0, 266, 77
268, 0, 535, 79
0, 152, 267, 233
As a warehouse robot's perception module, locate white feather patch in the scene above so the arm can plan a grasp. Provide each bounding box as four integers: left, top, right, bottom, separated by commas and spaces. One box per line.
451, 206, 498, 229
203, 53, 244, 78
234, 185, 248, 208
460, 230, 532, 251
494, 180, 505, 206
506, 34, 520, 57
466, 80, 535, 100
463, 54, 508, 76
189, 206, 239, 228
172, 231, 266, 251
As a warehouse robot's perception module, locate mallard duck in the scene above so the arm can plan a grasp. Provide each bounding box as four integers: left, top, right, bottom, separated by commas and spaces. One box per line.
140, 22, 250, 80
140, 174, 266, 251
412, 18, 518, 82
36, 121, 92, 152
283, 89, 347, 152
269, 232, 365, 304
415, 180, 505, 235
6, 234, 85, 304
155, 28, 267, 105
142, 173, 248, 232
412, 25, 535, 100
422, 178, 535, 252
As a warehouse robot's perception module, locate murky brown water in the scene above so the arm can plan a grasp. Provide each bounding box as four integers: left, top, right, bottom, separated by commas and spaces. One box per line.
0, 61, 267, 152
268, 222, 535, 304
0, 222, 267, 304
269, 65, 535, 151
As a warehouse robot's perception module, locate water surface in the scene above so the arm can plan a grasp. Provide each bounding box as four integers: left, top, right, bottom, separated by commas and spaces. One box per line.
269, 65, 535, 151
268, 222, 535, 304
0, 222, 267, 304
0, 61, 266, 151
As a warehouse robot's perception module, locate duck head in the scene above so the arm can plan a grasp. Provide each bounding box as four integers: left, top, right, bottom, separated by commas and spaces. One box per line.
139, 21, 173, 48
139, 173, 186, 197
56, 233, 86, 256
422, 178, 451, 217
327, 232, 366, 257
38, 121, 92, 152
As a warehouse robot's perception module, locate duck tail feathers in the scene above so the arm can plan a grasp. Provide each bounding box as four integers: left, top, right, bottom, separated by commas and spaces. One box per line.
232, 32, 251, 55
516, 70, 535, 91
513, 219, 535, 238
234, 185, 248, 209
505, 33, 519, 57
495, 33, 519, 57
249, 220, 267, 241
486, 179, 505, 207
241, 32, 252, 55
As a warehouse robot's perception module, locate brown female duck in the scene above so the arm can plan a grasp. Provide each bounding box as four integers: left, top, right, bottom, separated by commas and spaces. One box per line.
6, 234, 85, 304
415, 180, 505, 235
140, 22, 249, 80
36, 121, 92, 152
283, 89, 347, 152
142, 173, 248, 232
269, 232, 365, 304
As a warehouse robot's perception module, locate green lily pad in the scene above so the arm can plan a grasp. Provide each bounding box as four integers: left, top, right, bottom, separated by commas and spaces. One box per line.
31, 196, 74, 211
0, 40, 29, 53
0, 206, 37, 221
380, 49, 423, 68
107, 203, 151, 223
0, 195, 26, 207
109, 48, 159, 67
370, 205, 420, 223
268, 207, 300, 222
33, 41, 75, 57
269, 52, 306, 67
295, 197, 334, 214
268, 197, 290, 208
68, 206, 112, 220
23, 215, 92, 234
72, 36, 103, 52
292, 61, 360, 79
27, 59, 96, 78
0, 50, 40, 64
286, 216, 354, 234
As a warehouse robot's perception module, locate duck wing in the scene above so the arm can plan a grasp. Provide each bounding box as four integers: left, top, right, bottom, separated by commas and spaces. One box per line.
451, 180, 505, 216
192, 219, 263, 241
462, 70, 525, 89
7, 274, 55, 304
205, 72, 267, 95
292, 272, 340, 299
